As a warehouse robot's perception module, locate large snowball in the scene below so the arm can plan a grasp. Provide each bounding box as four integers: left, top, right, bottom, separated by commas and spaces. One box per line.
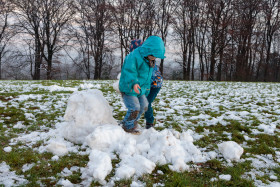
62, 89, 117, 144
218, 141, 244, 161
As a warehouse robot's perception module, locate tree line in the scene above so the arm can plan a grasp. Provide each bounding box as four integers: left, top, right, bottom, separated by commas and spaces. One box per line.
0, 0, 280, 81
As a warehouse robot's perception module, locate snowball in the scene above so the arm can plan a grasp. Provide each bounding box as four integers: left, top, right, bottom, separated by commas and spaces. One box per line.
219, 174, 231, 181
4, 147, 12, 153
218, 141, 243, 161
51, 155, 59, 161
115, 155, 155, 179
86, 150, 112, 182
157, 170, 164, 175
63, 89, 117, 144
46, 142, 68, 156
86, 124, 126, 151
210, 177, 218, 182
57, 179, 74, 187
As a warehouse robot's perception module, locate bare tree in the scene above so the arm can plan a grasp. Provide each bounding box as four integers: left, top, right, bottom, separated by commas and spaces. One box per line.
232, 0, 262, 81
73, 0, 112, 80
262, 0, 280, 81
41, 0, 74, 79
205, 0, 233, 81
196, 2, 210, 80
154, 0, 177, 75
13, 0, 74, 80
110, 0, 157, 67
13, 0, 45, 80
172, 0, 198, 80
0, 0, 14, 79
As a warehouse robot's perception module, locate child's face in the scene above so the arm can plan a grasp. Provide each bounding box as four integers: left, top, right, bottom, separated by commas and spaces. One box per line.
147, 55, 156, 61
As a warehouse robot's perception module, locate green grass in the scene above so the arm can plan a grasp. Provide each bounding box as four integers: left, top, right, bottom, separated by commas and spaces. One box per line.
1, 80, 280, 186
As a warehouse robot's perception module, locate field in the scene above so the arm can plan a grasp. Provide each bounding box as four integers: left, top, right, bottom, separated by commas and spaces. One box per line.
0, 80, 280, 186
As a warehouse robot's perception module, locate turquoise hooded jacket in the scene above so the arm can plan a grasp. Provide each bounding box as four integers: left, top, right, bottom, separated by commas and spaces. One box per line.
119, 36, 165, 97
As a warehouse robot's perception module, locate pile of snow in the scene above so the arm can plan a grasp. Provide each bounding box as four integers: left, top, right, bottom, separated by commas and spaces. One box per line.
218, 141, 244, 162
44, 89, 207, 183
81, 127, 205, 184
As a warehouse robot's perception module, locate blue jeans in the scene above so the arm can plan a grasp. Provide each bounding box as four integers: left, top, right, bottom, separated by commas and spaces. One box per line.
144, 87, 161, 124
122, 93, 149, 129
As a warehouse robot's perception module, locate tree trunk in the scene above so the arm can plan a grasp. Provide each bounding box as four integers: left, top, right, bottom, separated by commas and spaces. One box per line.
217, 48, 224, 81
0, 55, 2, 80
183, 52, 187, 80
263, 35, 273, 82
191, 38, 195, 80
47, 53, 53, 80
186, 42, 192, 80
209, 39, 216, 81
34, 39, 41, 80
160, 59, 164, 76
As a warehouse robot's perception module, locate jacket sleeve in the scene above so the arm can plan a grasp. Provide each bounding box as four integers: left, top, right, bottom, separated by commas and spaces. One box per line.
122, 55, 140, 90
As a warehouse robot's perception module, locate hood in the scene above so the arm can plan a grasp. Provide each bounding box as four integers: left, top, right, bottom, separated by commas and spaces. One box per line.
138, 36, 166, 59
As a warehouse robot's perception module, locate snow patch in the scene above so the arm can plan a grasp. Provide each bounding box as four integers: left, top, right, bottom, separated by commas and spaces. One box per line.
0, 162, 28, 187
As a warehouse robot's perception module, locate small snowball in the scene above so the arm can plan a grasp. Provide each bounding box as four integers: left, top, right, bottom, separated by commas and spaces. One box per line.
87, 150, 112, 182
219, 174, 231, 181
4, 147, 12, 153
51, 155, 59, 161
46, 142, 68, 156
218, 141, 243, 161
57, 179, 74, 187
157, 170, 164, 175
210, 177, 218, 182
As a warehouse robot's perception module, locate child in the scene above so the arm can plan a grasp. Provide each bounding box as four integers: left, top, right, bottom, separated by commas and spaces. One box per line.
119, 36, 165, 134
144, 64, 163, 129
128, 39, 164, 129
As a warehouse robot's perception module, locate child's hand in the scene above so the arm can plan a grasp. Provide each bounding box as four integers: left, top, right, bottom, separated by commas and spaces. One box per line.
133, 84, 141, 94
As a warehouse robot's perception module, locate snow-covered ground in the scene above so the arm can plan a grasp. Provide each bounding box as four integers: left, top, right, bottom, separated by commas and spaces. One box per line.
0, 80, 280, 186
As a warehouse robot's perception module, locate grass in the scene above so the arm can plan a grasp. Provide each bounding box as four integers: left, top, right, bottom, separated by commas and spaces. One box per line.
1, 80, 280, 186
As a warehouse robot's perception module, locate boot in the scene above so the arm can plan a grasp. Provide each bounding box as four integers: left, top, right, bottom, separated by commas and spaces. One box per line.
122, 121, 141, 135
146, 122, 154, 129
